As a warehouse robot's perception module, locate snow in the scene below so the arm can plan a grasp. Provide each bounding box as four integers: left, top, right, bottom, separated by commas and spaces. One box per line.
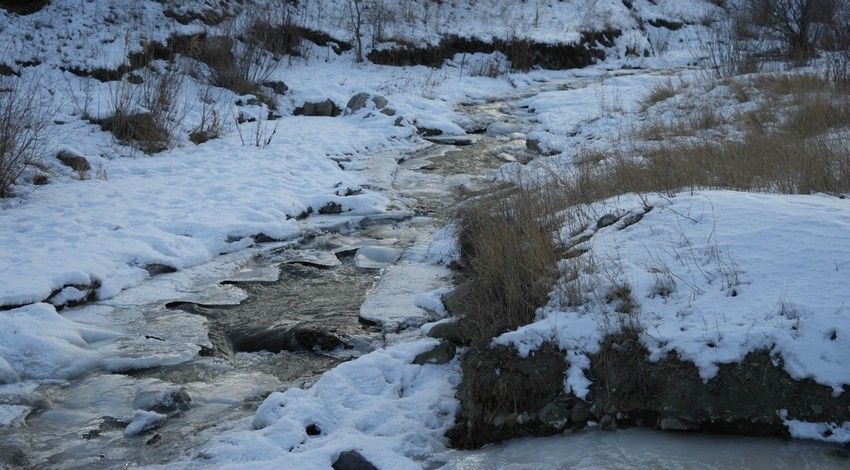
191, 340, 460, 470
124, 409, 168, 437
1, 0, 849, 467
780, 410, 850, 445
497, 191, 850, 396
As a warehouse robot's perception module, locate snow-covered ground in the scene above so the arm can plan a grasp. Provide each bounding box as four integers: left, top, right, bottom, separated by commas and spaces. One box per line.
2, 0, 850, 468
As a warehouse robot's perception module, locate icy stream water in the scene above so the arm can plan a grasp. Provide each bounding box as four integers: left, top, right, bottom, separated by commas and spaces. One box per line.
3, 71, 849, 468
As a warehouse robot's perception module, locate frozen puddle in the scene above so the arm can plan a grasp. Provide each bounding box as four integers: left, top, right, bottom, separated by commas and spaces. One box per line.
440, 428, 850, 469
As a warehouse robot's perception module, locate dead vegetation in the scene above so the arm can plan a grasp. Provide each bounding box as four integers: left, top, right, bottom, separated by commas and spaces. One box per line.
0, 74, 49, 197
451, 184, 562, 343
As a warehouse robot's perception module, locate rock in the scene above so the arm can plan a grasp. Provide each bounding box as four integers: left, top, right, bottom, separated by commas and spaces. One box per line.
144, 264, 177, 276
145, 433, 162, 446
659, 418, 698, 431
570, 401, 593, 425
232, 324, 346, 353
0, 356, 20, 384
372, 95, 388, 109
294, 99, 341, 117
539, 401, 571, 428
416, 125, 443, 136
346, 92, 370, 113
599, 414, 615, 430
346, 92, 389, 114
424, 321, 465, 345
423, 135, 476, 146
133, 387, 192, 414
596, 213, 619, 229
526, 137, 544, 153
306, 423, 322, 436
332, 450, 378, 470
380, 107, 397, 116
56, 150, 91, 173
318, 201, 343, 214
619, 212, 643, 229
263, 80, 288, 94
413, 340, 456, 365
123, 410, 167, 437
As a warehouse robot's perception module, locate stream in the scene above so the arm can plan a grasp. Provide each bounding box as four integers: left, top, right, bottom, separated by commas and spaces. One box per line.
2, 70, 849, 469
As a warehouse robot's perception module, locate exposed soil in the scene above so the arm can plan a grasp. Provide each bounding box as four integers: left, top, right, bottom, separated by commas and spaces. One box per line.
448, 334, 850, 449
368, 32, 620, 71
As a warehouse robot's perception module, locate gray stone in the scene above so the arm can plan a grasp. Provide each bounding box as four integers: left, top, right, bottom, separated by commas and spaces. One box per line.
570, 401, 592, 425
423, 135, 476, 146
56, 151, 91, 172
262, 80, 288, 95
332, 450, 378, 470
619, 212, 644, 229
295, 99, 341, 117
424, 321, 465, 345
659, 418, 699, 431
413, 340, 456, 365
596, 213, 619, 229
598, 414, 615, 430
318, 201, 343, 214
372, 95, 388, 109
346, 93, 389, 114
346, 92, 370, 113
539, 402, 571, 428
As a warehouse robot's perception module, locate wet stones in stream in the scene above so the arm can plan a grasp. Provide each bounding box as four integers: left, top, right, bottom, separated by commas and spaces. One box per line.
168, 257, 381, 357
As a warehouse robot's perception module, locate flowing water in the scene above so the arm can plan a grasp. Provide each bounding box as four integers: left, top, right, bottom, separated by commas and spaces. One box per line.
3, 70, 849, 469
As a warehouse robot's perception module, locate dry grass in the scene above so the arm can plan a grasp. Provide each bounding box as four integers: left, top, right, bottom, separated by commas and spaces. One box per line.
454, 71, 850, 346
97, 57, 188, 154
452, 183, 565, 343
623, 72, 850, 196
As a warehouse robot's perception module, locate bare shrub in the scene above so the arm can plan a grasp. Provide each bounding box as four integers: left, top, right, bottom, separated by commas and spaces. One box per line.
0, 75, 49, 197
210, 5, 286, 99
700, 13, 764, 78
189, 85, 224, 145
99, 60, 186, 154
742, 0, 850, 61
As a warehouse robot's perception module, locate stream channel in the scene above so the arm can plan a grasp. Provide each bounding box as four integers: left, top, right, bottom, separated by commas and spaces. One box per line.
3, 70, 850, 469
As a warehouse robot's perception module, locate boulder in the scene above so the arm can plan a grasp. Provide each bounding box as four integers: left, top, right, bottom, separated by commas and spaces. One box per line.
424, 321, 465, 345
596, 213, 619, 229
294, 99, 341, 117
332, 450, 378, 470
56, 150, 91, 173
346, 92, 389, 114
413, 340, 456, 365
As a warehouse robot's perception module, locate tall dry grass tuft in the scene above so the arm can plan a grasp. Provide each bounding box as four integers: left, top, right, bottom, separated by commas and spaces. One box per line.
452, 183, 565, 344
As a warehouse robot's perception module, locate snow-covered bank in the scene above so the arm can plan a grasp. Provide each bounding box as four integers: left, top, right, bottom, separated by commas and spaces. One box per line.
500, 190, 850, 395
